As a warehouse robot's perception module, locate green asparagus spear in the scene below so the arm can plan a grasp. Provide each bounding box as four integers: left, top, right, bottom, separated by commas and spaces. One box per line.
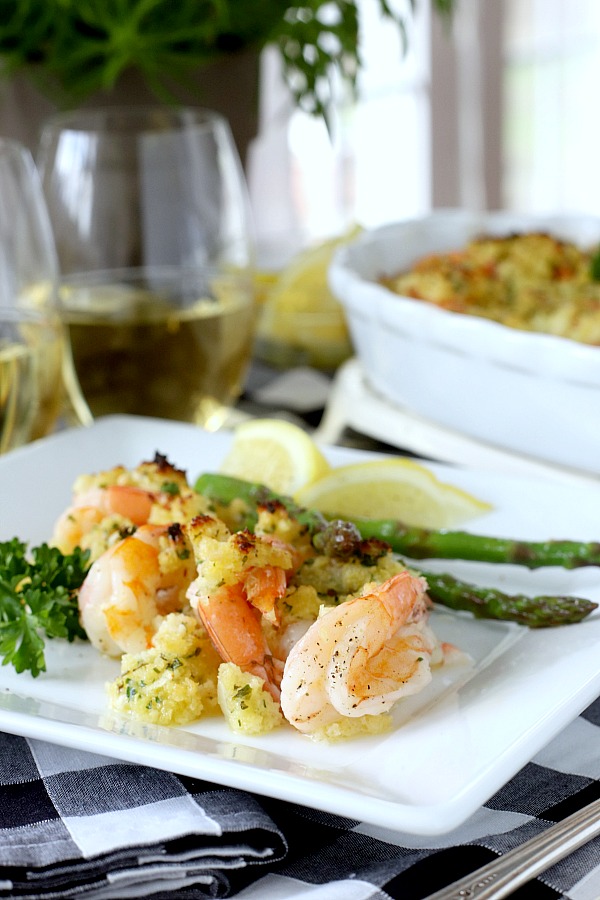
346, 518, 600, 570
195, 472, 600, 570
194, 472, 599, 626
421, 570, 596, 627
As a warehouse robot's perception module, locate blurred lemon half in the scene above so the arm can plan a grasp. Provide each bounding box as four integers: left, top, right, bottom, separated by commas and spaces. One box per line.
255, 228, 360, 369
219, 418, 332, 494
294, 458, 492, 529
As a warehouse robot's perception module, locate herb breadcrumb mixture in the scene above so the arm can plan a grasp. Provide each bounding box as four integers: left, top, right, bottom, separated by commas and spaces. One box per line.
105, 503, 414, 737
107, 613, 221, 726
383, 231, 600, 344
218, 663, 284, 734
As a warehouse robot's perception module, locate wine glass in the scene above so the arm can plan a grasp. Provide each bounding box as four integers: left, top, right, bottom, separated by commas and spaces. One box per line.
36, 106, 257, 430
0, 137, 89, 450
0, 305, 64, 453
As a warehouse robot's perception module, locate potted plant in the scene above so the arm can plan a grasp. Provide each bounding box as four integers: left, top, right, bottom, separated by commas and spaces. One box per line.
0, 0, 455, 162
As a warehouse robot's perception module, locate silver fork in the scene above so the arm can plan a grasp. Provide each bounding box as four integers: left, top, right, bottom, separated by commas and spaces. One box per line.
425, 795, 600, 899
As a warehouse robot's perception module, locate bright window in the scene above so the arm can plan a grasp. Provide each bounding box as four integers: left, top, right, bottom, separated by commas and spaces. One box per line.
248, 1, 432, 261
248, 0, 600, 264
503, 0, 600, 214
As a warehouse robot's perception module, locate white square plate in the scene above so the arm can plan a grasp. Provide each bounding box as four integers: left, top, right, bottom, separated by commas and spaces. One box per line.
1, 415, 600, 835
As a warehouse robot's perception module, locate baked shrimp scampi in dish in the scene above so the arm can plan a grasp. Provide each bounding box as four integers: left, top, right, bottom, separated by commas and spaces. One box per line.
45, 453, 464, 739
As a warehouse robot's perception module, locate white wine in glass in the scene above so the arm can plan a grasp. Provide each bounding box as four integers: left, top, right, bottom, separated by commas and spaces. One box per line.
37, 107, 257, 430
0, 138, 90, 445
0, 306, 65, 453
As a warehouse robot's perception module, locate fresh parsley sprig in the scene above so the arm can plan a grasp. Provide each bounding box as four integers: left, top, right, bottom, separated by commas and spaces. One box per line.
0, 539, 90, 678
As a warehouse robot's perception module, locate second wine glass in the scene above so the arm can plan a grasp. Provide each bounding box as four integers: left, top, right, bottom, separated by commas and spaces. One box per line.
0, 136, 90, 447
36, 106, 257, 430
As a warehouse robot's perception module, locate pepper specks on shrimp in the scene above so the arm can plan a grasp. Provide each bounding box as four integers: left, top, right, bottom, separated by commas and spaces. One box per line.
280, 570, 440, 735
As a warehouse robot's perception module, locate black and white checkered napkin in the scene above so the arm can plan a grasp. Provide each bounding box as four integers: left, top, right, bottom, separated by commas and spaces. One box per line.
2, 698, 600, 899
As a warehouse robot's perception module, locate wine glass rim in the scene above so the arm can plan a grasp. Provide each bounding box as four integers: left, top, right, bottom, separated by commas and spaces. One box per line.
40, 106, 231, 136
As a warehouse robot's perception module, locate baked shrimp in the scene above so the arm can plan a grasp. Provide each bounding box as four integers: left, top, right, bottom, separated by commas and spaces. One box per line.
78, 522, 195, 656
185, 511, 304, 700
52, 453, 209, 560
280, 570, 441, 735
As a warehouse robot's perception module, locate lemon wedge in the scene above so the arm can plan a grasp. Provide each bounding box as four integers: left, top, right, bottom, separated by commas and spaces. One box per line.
220, 418, 332, 494
255, 228, 360, 369
294, 458, 492, 529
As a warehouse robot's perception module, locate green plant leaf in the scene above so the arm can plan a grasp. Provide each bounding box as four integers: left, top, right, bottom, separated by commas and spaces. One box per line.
0, 0, 456, 119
